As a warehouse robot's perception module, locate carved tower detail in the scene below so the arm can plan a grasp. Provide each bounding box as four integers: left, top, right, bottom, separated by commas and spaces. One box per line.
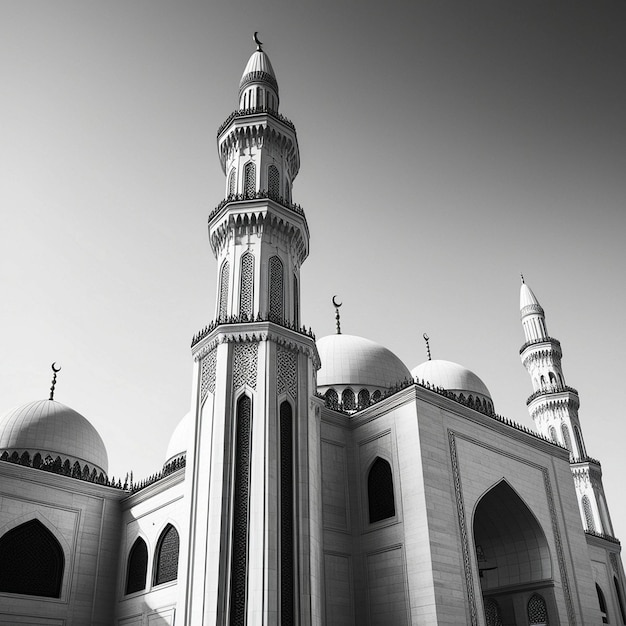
519, 278, 615, 538
177, 37, 322, 626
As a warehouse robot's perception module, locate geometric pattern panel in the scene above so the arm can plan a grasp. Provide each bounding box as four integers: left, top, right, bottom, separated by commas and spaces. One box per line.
200, 348, 218, 402
368, 457, 396, 523
153, 524, 179, 586
0, 519, 64, 598
239, 252, 254, 318
277, 346, 297, 398
484, 598, 503, 626
269, 255, 284, 322
233, 342, 258, 390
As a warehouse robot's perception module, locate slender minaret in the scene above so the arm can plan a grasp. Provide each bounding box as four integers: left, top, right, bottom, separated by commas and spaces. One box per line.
519, 277, 615, 538
177, 36, 322, 625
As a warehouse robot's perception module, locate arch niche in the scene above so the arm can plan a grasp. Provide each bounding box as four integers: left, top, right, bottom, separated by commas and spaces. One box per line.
473, 480, 556, 625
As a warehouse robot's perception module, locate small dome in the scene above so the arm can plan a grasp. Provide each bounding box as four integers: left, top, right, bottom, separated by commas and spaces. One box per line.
0, 399, 108, 474
317, 334, 411, 390
411, 359, 493, 406
520, 282, 542, 310
164, 411, 192, 467
239, 49, 279, 97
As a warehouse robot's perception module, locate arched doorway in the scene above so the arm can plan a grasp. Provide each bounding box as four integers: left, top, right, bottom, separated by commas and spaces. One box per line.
473, 480, 555, 625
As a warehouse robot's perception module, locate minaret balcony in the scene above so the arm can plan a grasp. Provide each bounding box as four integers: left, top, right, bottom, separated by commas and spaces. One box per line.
217, 106, 296, 137
519, 336, 561, 355
209, 190, 307, 225
526, 384, 579, 406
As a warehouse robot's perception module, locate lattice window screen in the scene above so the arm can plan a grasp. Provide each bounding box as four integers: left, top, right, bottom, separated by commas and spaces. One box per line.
368, 457, 396, 523
269, 256, 284, 321
280, 401, 295, 625
358, 389, 370, 409
229, 169, 237, 196
0, 519, 64, 598
239, 252, 254, 317
244, 162, 256, 198
341, 388, 355, 412
268, 165, 280, 197
325, 388, 338, 409
230, 395, 252, 626
582, 495, 595, 532
527, 593, 549, 624
126, 537, 148, 595
484, 598, 503, 626
218, 260, 230, 319
154, 524, 179, 585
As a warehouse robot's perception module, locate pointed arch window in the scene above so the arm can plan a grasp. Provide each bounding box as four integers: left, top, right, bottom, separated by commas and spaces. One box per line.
484, 598, 503, 626
218, 260, 230, 319
228, 168, 237, 196
268, 164, 280, 198
244, 162, 256, 198
582, 495, 595, 532
368, 457, 396, 523
239, 252, 254, 318
0, 519, 64, 598
549, 426, 558, 443
280, 401, 295, 624
126, 537, 148, 595
372, 390, 382, 402
358, 389, 370, 410
268, 256, 284, 322
615, 576, 626, 624
527, 593, 549, 624
153, 524, 179, 586
293, 274, 299, 326
560, 423, 572, 453
341, 388, 355, 412
325, 388, 338, 410
230, 394, 252, 626
596, 583, 609, 623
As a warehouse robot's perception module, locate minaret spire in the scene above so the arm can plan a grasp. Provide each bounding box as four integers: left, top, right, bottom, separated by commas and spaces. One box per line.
519, 279, 616, 539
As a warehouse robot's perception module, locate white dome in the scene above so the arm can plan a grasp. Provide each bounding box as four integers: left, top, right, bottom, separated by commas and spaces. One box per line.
164, 411, 192, 466
411, 359, 493, 405
317, 334, 411, 390
0, 399, 108, 474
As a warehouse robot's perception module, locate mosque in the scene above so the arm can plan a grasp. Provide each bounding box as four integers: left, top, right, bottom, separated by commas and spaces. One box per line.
0, 37, 625, 626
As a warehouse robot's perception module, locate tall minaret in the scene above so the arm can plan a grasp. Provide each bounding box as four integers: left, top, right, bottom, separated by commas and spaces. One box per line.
177, 36, 322, 626
519, 277, 615, 538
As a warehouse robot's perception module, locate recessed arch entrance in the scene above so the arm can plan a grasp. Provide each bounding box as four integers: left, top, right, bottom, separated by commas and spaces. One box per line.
473, 480, 557, 625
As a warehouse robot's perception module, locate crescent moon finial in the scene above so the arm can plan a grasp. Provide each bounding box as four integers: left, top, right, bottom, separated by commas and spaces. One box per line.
49, 362, 61, 400
253, 32, 263, 51
332, 295, 342, 334
423, 333, 432, 361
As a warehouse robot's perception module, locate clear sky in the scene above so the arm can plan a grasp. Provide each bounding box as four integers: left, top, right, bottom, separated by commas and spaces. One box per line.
1, 1, 625, 541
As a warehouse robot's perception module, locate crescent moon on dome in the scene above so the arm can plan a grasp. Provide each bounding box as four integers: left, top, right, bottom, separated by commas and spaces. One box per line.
332, 295, 342, 308
51, 362, 62, 373
253, 32, 263, 48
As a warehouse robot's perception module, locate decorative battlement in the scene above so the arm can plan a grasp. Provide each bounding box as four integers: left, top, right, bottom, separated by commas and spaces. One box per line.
526, 384, 579, 405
